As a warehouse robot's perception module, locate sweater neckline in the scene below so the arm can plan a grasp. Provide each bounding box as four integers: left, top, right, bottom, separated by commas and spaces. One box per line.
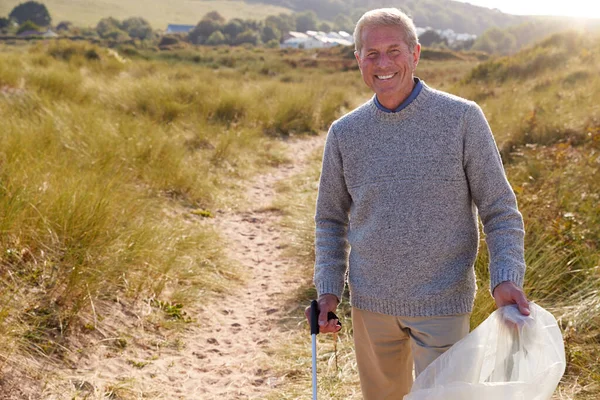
367, 80, 433, 121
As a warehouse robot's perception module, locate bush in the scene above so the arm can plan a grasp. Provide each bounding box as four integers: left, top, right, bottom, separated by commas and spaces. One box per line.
0, 17, 10, 30
233, 29, 260, 46
189, 19, 222, 44
159, 35, 180, 47
270, 92, 318, 135
9, 1, 51, 26
96, 17, 122, 38
211, 93, 247, 122
122, 17, 153, 40
266, 39, 280, 49
17, 20, 41, 34
465, 47, 569, 83
206, 31, 226, 46
55, 21, 72, 32
44, 41, 103, 62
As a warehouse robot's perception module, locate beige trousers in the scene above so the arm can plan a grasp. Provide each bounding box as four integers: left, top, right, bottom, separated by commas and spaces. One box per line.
352, 307, 470, 400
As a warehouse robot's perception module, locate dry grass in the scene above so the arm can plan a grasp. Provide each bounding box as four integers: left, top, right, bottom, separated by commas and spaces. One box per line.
0, 41, 362, 393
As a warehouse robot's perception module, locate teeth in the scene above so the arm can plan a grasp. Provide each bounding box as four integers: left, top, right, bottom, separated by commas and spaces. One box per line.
377, 74, 395, 80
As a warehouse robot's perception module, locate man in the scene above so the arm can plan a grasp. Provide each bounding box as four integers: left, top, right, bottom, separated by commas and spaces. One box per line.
305, 8, 530, 400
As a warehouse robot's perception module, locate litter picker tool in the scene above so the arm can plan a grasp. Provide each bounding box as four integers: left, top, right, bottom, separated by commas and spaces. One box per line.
309, 300, 342, 400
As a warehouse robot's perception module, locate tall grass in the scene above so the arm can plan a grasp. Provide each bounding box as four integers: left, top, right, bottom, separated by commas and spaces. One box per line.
0, 40, 362, 387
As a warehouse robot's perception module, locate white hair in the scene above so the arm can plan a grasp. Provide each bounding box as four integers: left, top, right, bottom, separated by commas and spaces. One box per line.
353, 8, 419, 54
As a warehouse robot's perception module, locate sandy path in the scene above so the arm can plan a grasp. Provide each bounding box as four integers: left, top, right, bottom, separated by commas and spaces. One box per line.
192, 134, 323, 398
38, 134, 324, 400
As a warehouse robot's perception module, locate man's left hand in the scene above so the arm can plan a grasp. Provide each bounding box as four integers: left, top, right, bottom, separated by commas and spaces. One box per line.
492, 281, 530, 315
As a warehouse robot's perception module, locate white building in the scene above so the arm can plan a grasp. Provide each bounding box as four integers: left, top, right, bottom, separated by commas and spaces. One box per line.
281, 30, 353, 49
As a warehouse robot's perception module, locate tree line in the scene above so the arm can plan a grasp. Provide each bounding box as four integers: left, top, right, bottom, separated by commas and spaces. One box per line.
1, 0, 591, 56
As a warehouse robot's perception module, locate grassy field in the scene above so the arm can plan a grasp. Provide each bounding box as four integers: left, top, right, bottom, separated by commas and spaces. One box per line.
0, 32, 598, 398
267, 32, 600, 399
0, 41, 364, 393
0, 0, 292, 29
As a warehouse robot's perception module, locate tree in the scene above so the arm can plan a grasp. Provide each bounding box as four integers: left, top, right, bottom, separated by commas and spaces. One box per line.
189, 18, 222, 44
451, 38, 475, 51
206, 30, 226, 45
104, 29, 129, 41
223, 19, 244, 38
419, 30, 447, 47
96, 17, 123, 38
261, 25, 280, 43
17, 20, 40, 34
472, 27, 517, 54
318, 22, 332, 32
233, 29, 260, 46
203, 11, 225, 24
122, 17, 153, 40
265, 13, 295, 34
0, 17, 10, 30
333, 14, 353, 33
56, 21, 72, 32
9, 1, 51, 26
295, 11, 317, 32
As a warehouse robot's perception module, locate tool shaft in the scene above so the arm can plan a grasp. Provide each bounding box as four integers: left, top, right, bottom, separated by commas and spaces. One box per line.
312, 334, 317, 399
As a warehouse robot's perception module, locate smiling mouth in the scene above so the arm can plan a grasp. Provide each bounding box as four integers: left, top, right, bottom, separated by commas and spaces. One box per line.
376, 73, 397, 80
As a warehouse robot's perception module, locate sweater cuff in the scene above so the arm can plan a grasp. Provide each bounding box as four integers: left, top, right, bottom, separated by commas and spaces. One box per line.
490, 269, 524, 294
316, 281, 344, 302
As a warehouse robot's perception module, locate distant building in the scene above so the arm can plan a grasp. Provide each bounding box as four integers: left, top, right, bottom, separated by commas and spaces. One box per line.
17, 29, 58, 38
281, 30, 353, 49
418, 27, 476, 46
282, 31, 309, 41
165, 24, 195, 34
42, 30, 58, 38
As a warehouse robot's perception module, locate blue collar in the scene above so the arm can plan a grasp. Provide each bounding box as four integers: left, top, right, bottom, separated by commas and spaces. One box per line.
374, 78, 422, 113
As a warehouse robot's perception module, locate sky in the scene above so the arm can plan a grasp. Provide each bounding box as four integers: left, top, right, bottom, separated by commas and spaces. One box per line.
453, 0, 600, 19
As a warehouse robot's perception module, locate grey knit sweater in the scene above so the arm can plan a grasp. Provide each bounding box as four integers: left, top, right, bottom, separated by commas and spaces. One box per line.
314, 82, 526, 317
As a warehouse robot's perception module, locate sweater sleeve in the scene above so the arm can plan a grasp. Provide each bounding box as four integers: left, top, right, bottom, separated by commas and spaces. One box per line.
462, 104, 526, 293
314, 124, 352, 300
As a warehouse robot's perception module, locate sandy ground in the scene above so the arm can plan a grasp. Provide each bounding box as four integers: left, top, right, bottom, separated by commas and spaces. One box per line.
20, 134, 324, 400
191, 134, 323, 398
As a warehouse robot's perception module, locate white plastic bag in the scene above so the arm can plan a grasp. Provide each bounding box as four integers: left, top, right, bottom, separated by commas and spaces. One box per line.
404, 303, 566, 400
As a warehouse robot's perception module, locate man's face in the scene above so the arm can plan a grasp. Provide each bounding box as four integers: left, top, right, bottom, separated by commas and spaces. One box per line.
354, 24, 421, 108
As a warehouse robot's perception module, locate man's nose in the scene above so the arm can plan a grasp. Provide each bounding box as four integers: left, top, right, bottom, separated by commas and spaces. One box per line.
376, 53, 392, 68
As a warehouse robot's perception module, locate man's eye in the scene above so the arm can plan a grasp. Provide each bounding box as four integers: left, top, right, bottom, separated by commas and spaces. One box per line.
389, 49, 400, 55
367, 52, 377, 58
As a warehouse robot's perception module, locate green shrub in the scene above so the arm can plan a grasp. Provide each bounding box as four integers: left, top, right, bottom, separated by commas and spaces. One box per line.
16, 20, 40, 34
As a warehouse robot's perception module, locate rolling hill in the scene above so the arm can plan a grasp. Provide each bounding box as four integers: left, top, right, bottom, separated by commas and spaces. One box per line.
0, 0, 292, 29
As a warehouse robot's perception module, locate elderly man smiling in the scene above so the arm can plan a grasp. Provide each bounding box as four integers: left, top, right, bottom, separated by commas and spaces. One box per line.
306, 8, 530, 399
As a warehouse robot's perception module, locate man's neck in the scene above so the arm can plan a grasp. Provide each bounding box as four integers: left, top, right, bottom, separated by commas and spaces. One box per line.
375, 78, 420, 112
377, 80, 417, 110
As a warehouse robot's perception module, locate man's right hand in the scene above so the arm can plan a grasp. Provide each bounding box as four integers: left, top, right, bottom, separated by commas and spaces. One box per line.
304, 294, 341, 334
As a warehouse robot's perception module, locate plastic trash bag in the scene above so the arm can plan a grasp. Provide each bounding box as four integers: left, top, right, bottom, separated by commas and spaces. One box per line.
404, 303, 566, 400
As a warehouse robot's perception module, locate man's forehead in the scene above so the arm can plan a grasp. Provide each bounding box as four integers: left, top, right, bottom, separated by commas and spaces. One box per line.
361, 25, 408, 48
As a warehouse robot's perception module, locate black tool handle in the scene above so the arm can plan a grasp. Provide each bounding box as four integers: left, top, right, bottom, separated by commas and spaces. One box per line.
310, 300, 320, 335
310, 300, 341, 335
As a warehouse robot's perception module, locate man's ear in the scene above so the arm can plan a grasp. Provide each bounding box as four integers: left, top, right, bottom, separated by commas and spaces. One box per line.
412, 43, 421, 69
354, 50, 361, 70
